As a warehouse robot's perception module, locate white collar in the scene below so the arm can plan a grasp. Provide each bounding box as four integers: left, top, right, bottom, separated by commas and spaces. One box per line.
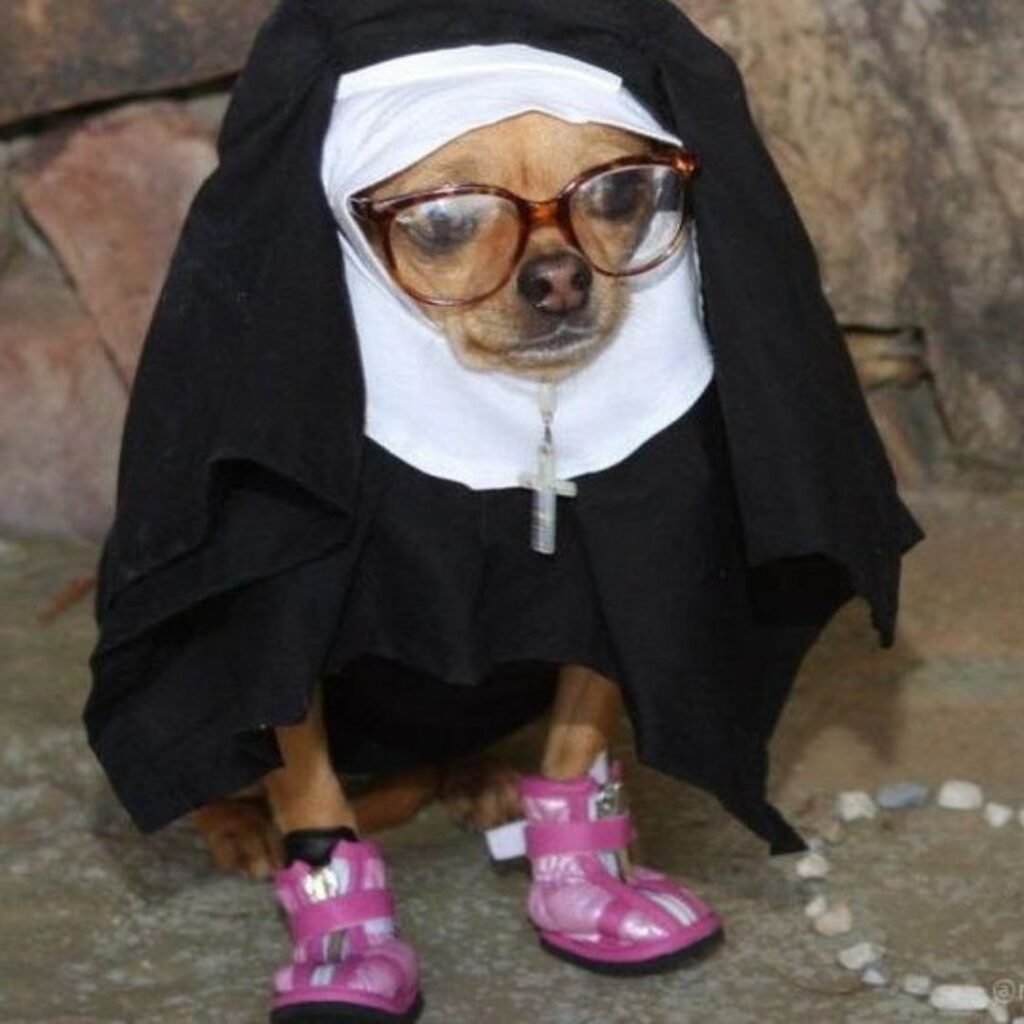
321, 43, 714, 490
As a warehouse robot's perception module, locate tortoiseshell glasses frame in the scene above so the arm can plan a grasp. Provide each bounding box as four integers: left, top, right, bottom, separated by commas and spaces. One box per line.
348, 147, 701, 307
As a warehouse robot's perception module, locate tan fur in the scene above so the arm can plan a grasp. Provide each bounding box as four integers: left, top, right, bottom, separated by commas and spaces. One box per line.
192, 113, 633, 877
366, 112, 656, 381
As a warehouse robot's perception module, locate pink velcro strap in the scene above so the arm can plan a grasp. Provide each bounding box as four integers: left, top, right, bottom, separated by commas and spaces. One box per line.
289, 888, 395, 944
525, 815, 632, 859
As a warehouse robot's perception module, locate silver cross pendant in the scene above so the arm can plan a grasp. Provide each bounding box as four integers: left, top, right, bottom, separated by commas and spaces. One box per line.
519, 393, 577, 555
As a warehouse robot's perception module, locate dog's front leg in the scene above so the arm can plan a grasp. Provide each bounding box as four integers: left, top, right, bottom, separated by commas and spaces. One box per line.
541, 664, 622, 780
519, 664, 723, 972
191, 680, 352, 880
264, 679, 357, 838
263, 679, 423, 1020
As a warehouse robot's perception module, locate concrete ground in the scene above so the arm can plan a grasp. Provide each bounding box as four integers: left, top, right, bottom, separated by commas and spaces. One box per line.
1, 483, 1022, 1024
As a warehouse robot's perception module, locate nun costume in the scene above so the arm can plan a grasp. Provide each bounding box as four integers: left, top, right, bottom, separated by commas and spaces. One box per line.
83, 0, 924, 870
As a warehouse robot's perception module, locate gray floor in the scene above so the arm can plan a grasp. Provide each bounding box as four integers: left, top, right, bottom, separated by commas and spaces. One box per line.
1, 484, 1022, 1023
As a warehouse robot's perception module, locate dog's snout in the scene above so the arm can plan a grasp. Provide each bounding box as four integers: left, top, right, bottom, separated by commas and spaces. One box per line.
517, 252, 593, 315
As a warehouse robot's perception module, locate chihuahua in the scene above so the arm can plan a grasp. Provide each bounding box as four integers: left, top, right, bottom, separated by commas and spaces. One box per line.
201, 109, 723, 1024
193, 111, 657, 876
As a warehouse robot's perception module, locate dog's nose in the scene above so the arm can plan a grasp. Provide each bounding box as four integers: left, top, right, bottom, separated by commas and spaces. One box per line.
517, 252, 593, 315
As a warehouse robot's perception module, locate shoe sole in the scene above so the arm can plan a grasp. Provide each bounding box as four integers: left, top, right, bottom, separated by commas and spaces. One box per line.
270, 992, 424, 1024
539, 924, 725, 977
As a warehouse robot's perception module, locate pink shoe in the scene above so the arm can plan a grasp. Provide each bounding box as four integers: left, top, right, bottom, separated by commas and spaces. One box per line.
270, 837, 423, 1023
520, 765, 724, 975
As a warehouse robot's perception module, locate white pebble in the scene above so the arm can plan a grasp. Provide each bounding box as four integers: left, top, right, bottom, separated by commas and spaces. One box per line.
795, 851, 830, 879
813, 901, 853, 937
985, 802, 1014, 828
901, 973, 933, 997
804, 894, 828, 919
928, 984, 990, 1012
862, 963, 890, 987
835, 790, 877, 822
837, 941, 883, 971
937, 779, 984, 810
876, 781, 930, 810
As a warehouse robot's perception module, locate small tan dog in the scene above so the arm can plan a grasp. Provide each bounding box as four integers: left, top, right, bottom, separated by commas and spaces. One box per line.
193, 111, 663, 878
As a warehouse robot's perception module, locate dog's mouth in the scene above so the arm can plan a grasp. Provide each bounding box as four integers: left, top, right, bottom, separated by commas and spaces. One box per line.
505, 322, 601, 365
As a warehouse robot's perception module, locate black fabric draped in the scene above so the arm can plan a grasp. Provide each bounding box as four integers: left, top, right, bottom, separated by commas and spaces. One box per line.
84, 0, 924, 855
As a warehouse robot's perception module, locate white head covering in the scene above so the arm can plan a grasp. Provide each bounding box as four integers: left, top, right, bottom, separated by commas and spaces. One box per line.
321, 43, 714, 489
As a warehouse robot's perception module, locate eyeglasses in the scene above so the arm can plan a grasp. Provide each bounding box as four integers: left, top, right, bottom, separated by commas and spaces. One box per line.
349, 149, 700, 306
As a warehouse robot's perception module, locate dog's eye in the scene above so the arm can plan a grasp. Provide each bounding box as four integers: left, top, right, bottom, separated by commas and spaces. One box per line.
396, 201, 480, 254
579, 170, 649, 222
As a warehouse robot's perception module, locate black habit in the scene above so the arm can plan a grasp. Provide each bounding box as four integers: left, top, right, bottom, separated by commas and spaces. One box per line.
83, 0, 925, 856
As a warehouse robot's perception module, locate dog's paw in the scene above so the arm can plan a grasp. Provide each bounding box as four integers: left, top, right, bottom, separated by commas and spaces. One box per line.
191, 795, 283, 880
440, 754, 523, 831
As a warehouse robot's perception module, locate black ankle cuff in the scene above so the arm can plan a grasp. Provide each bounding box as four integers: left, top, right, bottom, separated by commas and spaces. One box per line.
283, 825, 359, 867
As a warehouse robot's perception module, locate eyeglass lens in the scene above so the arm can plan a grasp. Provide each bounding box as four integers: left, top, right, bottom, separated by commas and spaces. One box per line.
387, 165, 689, 303
390, 194, 521, 304
571, 165, 686, 275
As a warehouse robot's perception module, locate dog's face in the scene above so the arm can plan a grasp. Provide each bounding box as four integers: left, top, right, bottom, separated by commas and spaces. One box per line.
361, 112, 657, 381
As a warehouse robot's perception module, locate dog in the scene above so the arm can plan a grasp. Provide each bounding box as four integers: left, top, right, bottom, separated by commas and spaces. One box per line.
196, 106, 722, 1023
191, 111, 651, 878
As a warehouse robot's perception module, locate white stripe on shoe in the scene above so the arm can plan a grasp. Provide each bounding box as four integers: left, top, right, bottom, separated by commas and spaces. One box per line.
647, 891, 699, 927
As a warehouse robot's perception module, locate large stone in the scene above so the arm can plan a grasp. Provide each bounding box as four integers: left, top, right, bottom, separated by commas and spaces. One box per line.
681, 0, 1024, 472
0, 0, 274, 127
0, 253, 124, 540
13, 102, 217, 383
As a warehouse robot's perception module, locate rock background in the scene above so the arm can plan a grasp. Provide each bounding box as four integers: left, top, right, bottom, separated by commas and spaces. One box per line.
0, 0, 1021, 540
682, 0, 1024, 470
0, 0, 273, 125
13, 102, 218, 384
1, 104, 217, 539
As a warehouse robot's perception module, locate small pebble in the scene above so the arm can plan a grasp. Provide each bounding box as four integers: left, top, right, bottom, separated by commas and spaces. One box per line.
876, 781, 930, 810
937, 779, 984, 810
814, 901, 853, 937
928, 984, 990, 1012
806, 835, 827, 854
804, 894, 828, 919
901, 973, 933, 997
862, 963, 890, 987
985, 802, 1014, 828
836, 790, 877, 822
795, 851, 830, 879
837, 941, 883, 971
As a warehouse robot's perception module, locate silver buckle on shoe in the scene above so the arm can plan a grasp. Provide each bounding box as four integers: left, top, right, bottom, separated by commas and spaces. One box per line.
594, 779, 635, 880
595, 779, 625, 819
302, 866, 342, 903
